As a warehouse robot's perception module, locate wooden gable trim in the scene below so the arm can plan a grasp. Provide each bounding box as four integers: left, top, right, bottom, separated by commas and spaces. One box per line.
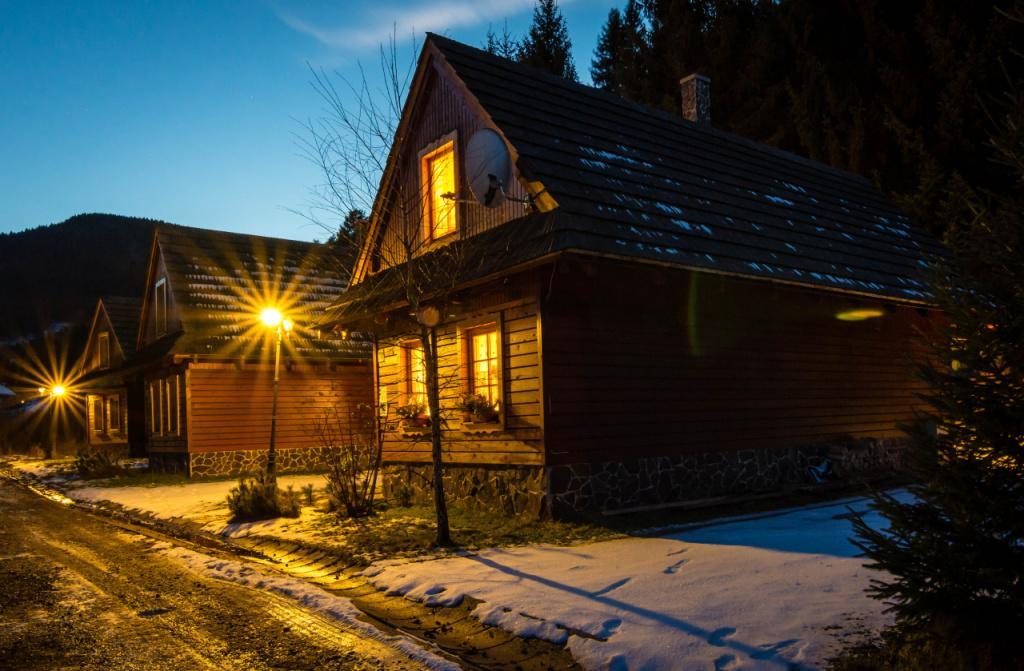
75, 300, 106, 374
352, 38, 556, 285
135, 231, 163, 352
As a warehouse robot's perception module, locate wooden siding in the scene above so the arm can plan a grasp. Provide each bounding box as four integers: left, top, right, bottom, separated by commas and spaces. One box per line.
374, 62, 530, 272
377, 280, 544, 465
145, 366, 187, 453
186, 362, 372, 454
541, 256, 938, 465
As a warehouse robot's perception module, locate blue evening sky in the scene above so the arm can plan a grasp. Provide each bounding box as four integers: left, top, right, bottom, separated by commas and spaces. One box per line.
0, 0, 617, 240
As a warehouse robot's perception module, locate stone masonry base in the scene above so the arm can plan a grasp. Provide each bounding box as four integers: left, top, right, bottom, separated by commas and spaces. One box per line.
150, 447, 334, 478
381, 464, 547, 518
381, 438, 907, 519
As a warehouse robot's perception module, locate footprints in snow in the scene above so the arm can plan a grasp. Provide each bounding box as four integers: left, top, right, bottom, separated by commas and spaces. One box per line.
664, 546, 688, 574
591, 577, 630, 596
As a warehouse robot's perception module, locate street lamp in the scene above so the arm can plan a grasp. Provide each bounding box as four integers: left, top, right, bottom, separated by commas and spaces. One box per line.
40, 383, 68, 460
260, 307, 292, 487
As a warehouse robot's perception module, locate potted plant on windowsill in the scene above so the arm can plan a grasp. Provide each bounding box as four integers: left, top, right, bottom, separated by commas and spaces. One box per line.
458, 393, 501, 430
396, 403, 431, 435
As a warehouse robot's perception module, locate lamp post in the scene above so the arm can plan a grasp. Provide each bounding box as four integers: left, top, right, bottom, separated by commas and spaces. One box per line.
260, 308, 292, 488
42, 384, 66, 460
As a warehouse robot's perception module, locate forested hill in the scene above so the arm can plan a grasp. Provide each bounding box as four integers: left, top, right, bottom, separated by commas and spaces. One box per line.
0, 214, 158, 340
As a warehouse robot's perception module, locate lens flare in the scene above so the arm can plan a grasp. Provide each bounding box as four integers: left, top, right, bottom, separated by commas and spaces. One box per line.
260, 307, 284, 328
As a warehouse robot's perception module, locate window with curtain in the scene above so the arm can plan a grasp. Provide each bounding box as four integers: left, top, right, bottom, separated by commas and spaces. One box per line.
421, 140, 457, 240
403, 340, 426, 406
467, 325, 500, 405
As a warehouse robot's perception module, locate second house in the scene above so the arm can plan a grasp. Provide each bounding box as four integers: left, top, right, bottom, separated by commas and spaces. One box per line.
134, 224, 371, 476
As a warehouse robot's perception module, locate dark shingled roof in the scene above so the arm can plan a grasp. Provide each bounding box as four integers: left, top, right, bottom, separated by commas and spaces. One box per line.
100, 296, 141, 358
428, 34, 941, 303
150, 224, 369, 360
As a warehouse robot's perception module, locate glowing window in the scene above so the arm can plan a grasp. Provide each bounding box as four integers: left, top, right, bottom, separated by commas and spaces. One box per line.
91, 397, 105, 434
403, 340, 426, 405
97, 332, 110, 369
107, 395, 121, 434
467, 325, 500, 405
421, 141, 457, 240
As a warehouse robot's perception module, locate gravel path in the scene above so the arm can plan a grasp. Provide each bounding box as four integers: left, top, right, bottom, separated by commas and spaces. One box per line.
0, 478, 434, 671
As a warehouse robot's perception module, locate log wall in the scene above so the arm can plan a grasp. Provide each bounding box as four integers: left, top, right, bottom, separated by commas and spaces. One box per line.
541, 256, 938, 465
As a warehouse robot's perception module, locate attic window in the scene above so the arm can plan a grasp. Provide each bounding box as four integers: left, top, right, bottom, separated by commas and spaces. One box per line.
97, 332, 110, 369
154, 278, 167, 335
421, 140, 457, 241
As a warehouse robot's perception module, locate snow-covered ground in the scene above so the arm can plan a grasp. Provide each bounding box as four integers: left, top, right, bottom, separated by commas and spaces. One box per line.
364, 493, 908, 671
71, 473, 330, 535
158, 543, 459, 671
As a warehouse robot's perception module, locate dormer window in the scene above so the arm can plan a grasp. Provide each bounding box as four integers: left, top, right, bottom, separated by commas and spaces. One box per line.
154, 278, 167, 335
421, 139, 457, 241
97, 332, 110, 369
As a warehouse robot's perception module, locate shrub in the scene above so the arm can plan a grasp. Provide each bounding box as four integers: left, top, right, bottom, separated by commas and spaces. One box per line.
312, 402, 380, 518
75, 444, 124, 478
300, 483, 315, 506
226, 472, 300, 522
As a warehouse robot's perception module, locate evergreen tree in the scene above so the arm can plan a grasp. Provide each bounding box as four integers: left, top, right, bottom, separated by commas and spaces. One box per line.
484, 20, 518, 59
591, 8, 624, 91
591, 0, 649, 99
326, 208, 367, 276
518, 0, 578, 81
852, 23, 1024, 667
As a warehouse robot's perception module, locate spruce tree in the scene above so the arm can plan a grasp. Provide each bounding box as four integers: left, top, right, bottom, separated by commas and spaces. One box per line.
852, 35, 1024, 668
591, 8, 624, 91
518, 0, 578, 81
484, 20, 518, 60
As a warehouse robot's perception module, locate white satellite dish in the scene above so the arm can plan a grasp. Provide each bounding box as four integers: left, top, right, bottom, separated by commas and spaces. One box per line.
465, 128, 512, 208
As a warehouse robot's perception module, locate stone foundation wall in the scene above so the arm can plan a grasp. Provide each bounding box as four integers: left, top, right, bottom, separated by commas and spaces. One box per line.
379, 438, 907, 519
549, 438, 908, 517
148, 452, 189, 474
381, 464, 547, 518
188, 447, 335, 478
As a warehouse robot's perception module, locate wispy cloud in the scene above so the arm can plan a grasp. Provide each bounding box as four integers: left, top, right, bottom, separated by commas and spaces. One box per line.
275, 0, 543, 51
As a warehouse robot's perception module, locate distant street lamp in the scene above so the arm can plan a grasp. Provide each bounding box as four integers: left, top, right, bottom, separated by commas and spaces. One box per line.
260, 307, 293, 487
41, 383, 68, 460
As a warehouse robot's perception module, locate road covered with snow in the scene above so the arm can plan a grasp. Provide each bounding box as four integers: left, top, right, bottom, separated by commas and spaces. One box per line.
364, 493, 909, 671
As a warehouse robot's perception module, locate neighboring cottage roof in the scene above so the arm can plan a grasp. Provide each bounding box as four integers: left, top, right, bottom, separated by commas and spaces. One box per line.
141, 224, 368, 360
100, 296, 141, 358
426, 35, 942, 303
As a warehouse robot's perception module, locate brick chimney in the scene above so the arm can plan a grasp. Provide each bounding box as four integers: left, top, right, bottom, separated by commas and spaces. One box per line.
680, 73, 711, 126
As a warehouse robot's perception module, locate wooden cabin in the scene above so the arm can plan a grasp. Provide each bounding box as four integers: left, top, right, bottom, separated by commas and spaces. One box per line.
134, 224, 371, 477
321, 35, 944, 518
76, 296, 144, 456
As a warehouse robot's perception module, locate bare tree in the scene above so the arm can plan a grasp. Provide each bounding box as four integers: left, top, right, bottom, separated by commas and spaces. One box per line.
297, 32, 482, 547
312, 399, 383, 517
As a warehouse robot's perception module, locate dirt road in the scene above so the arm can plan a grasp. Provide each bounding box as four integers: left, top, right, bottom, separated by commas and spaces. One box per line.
0, 478, 438, 671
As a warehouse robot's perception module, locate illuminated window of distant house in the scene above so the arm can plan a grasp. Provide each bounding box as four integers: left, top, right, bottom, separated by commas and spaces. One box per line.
149, 383, 157, 433
154, 278, 167, 335
403, 340, 426, 405
165, 378, 177, 435
92, 396, 105, 434
421, 140, 457, 241
467, 325, 500, 405
97, 332, 110, 369
107, 395, 121, 434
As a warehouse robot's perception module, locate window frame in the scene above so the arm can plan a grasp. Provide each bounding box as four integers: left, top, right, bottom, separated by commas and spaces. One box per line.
401, 339, 427, 407
97, 332, 110, 369
107, 394, 121, 435
154, 278, 168, 336
460, 318, 504, 427
91, 396, 106, 435
418, 133, 459, 243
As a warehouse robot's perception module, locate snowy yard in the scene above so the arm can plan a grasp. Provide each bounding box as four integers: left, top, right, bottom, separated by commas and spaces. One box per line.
364, 493, 909, 671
